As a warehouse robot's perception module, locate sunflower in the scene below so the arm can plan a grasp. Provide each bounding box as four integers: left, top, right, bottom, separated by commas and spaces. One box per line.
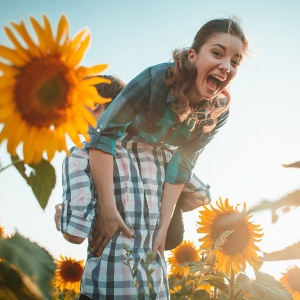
280, 265, 300, 300
168, 240, 201, 276
54, 255, 84, 294
0, 15, 109, 164
0, 226, 5, 239
197, 197, 263, 275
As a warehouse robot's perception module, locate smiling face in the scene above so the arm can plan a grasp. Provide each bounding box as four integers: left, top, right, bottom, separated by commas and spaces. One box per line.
188, 32, 244, 102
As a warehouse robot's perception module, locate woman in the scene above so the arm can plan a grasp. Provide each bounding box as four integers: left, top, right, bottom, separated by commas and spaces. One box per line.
85, 17, 248, 300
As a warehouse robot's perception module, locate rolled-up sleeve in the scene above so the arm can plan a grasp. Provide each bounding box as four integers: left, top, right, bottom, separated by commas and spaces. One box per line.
60, 147, 95, 239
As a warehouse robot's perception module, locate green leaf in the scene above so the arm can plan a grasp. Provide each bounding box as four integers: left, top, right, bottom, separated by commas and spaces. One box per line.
193, 289, 210, 300
248, 189, 300, 223
11, 155, 56, 209
0, 233, 55, 300
282, 161, 300, 168
203, 275, 229, 293
262, 241, 300, 261
0, 262, 41, 299
236, 272, 293, 300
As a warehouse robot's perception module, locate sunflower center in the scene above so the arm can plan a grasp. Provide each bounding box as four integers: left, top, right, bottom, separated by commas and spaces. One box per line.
287, 268, 300, 293
176, 245, 198, 264
60, 261, 83, 282
211, 212, 250, 255
14, 56, 75, 127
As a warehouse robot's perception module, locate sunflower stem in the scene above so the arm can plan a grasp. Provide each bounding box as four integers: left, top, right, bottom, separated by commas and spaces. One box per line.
229, 266, 235, 299
0, 158, 23, 172
234, 288, 242, 299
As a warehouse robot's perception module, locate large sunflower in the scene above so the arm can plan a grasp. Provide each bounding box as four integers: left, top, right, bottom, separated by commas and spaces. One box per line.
54, 255, 84, 294
168, 240, 201, 276
280, 265, 300, 300
0, 15, 109, 163
197, 197, 263, 274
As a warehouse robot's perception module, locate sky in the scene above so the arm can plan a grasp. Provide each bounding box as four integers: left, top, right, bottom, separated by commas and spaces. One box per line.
0, 0, 300, 280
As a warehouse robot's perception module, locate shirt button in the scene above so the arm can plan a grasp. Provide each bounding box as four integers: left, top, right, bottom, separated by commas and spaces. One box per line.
159, 141, 164, 144
96, 128, 100, 132
172, 127, 176, 130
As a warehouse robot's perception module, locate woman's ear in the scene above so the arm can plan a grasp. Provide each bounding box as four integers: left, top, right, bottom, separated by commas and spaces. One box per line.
188, 49, 196, 62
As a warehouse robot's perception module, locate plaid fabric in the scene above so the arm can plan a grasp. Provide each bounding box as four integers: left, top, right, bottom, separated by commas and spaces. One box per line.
81, 134, 171, 299
60, 146, 95, 239
86, 63, 229, 184
60, 139, 212, 299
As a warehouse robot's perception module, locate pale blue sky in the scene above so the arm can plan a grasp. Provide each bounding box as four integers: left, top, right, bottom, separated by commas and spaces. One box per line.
0, 0, 300, 279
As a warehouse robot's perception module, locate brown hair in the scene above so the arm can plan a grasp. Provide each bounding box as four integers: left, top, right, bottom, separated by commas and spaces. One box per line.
94, 75, 125, 108
164, 17, 248, 132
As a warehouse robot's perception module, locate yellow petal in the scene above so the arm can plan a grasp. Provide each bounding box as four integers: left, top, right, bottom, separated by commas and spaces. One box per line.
56, 15, 69, 45
11, 20, 42, 58
79, 106, 96, 126
0, 103, 15, 120
23, 126, 40, 163
4, 26, 31, 62
42, 15, 55, 53
76, 64, 108, 78
0, 45, 26, 66
0, 61, 20, 76
0, 76, 16, 90
29, 17, 47, 55
67, 34, 90, 66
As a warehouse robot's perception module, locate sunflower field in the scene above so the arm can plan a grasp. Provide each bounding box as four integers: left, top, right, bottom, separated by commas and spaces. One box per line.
0, 13, 300, 300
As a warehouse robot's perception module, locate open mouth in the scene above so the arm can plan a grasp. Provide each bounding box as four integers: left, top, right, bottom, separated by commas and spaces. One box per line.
207, 75, 225, 92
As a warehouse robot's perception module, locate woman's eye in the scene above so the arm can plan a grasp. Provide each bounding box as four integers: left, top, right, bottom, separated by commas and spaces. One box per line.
213, 51, 222, 57
231, 60, 239, 67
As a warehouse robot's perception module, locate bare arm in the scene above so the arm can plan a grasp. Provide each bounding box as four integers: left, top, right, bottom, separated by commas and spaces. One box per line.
152, 182, 184, 255
89, 148, 133, 256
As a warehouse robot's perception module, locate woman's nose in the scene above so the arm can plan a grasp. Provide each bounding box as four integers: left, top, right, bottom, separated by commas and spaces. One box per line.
219, 59, 231, 73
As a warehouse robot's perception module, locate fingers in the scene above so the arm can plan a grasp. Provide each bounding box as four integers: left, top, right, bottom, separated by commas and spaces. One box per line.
91, 223, 134, 257
121, 223, 134, 238
91, 236, 110, 257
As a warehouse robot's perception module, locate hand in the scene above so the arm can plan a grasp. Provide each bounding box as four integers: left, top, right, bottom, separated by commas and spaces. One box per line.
54, 204, 62, 231
91, 206, 133, 257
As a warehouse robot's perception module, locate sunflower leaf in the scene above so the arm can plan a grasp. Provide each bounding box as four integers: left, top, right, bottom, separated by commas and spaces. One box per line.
193, 289, 210, 300
0, 233, 55, 300
282, 161, 300, 168
236, 272, 293, 300
262, 241, 300, 261
0, 262, 41, 300
248, 189, 300, 223
203, 275, 229, 293
11, 155, 56, 209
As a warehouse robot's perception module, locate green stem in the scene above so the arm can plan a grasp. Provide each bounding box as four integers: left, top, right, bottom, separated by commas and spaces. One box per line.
229, 266, 235, 299
0, 158, 22, 172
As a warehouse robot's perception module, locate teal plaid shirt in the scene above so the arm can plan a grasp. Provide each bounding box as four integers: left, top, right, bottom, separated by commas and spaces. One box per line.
86, 63, 229, 184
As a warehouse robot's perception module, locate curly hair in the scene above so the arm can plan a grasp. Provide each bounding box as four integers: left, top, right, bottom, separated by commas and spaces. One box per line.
164, 17, 248, 132
94, 75, 125, 108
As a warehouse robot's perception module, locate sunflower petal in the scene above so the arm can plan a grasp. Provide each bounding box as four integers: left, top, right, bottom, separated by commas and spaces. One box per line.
67, 34, 90, 66
29, 16, 47, 55
0, 45, 26, 66
11, 20, 42, 58
4, 26, 31, 62
56, 15, 69, 45
0, 61, 20, 76
42, 15, 55, 53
